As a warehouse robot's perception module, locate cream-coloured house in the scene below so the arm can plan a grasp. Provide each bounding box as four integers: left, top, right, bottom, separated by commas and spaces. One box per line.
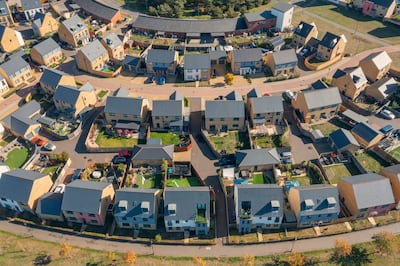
331, 67, 368, 100
316, 32, 346, 62
39, 68, 76, 95
32, 12, 59, 37
359, 51, 392, 82
76, 39, 109, 74
380, 165, 400, 209
0, 56, 33, 88
0, 0, 14, 26
0, 25, 24, 53
58, 15, 89, 48
101, 33, 124, 60
30, 38, 64, 66
292, 21, 318, 48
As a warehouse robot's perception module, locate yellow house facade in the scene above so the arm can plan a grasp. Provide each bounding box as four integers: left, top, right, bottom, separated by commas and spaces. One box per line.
292, 21, 318, 48
30, 38, 64, 66
0, 25, 25, 53
379, 165, 400, 209
331, 67, 368, 100
101, 33, 124, 60
0, 57, 34, 88
39, 68, 76, 95
76, 39, 110, 75
58, 15, 89, 48
32, 13, 59, 37
359, 51, 392, 82
316, 32, 346, 62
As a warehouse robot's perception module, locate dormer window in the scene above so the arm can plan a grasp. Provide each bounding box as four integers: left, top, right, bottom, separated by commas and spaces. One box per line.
118, 200, 128, 212
327, 197, 336, 208
304, 199, 314, 210
168, 203, 176, 216
141, 201, 150, 214
271, 200, 280, 212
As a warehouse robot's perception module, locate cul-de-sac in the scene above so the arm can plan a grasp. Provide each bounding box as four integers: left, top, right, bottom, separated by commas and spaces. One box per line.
0, 0, 400, 265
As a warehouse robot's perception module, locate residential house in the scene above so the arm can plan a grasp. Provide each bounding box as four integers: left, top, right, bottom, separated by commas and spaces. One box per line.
184, 53, 211, 81
316, 32, 347, 62
21, 0, 44, 21
39, 68, 76, 95
104, 88, 148, 131
0, 56, 33, 88
131, 144, 174, 168
72, 0, 122, 25
331, 67, 368, 100
271, 2, 294, 32
122, 55, 140, 74
30, 38, 63, 67
359, 51, 392, 82
32, 12, 59, 37
100, 33, 124, 60
292, 87, 342, 124
205, 97, 245, 132
2, 100, 41, 139
353, 0, 397, 18
61, 180, 115, 226
145, 49, 179, 76
292, 21, 318, 48
265, 49, 298, 76
36, 192, 64, 222
0, 162, 10, 178
328, 128, 360, 155
49, 0, 78, 20
76, 39, 110, 75
351, 122, 383, 148
0, 0, 14, 26
235, 148, 280, 172
53, 82, 97, 118
210, 48, 227, 77
230, 48, 263, 75
0, 73, 9, 96
288, 184, 340, 227
338, 173, 395, 218
246, 88, 262, 99
365, 77, 398, 103
234, 184, 283, 233
58, 15, 89, 48
243, 10, 276, 33
380, 164, 400, 209
152, 92, 184, 132
164, 187, 211, 236
247, 95, 283, 129
114, 188, 161, 230
0, 25, 24, 53
268, 36, 285, 51
0, 169, 53, 213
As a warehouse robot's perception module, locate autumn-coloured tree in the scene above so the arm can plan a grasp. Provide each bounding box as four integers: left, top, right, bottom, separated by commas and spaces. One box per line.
59, 242, 72, 257
107, 251, 116, 261
241, 254, 255, 266
334, 238, 352, 258
287, 252, 305, 266
225, 73, 234, 85
374, 231, 398, 256
193, 256, 206, 266
124, 251, 137, 265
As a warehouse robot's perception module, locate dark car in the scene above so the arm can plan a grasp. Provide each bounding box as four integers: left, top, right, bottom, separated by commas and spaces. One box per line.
72, 168, 83, 180
112, 156, 127, 164
145, 76, 155, 84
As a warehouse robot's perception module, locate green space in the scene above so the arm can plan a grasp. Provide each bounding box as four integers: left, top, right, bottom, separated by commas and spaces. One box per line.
389, 146, 400, 161
251, 173, 265, 184
209, 131, 251, 154
95, 130, 140, 147
355, 151, 390, 173
150, 132, 180, 145
324, 163, 361, 184
0, 135, 16, 148
97, 90, 107, 99
253, 134, 289, 148
311, 122, 339, 137
130, 33, 153, 43
133, 173, 162, 189
290, 175, 312, 186
5, 148, 29, 169
166, 177, 202, 187
41, 165, 61, 182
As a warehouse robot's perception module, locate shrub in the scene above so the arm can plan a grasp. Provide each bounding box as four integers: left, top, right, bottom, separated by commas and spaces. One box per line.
124, 251, 137, 264
154, 234, 162, 242
225, 73, 234, 85
59, 242, 72, 257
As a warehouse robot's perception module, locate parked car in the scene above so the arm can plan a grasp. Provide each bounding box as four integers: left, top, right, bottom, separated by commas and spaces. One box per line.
72, 168, 83, 180
112, 156, 127, 164
299, 48, 309, 57
31, 136, 46, 146
380, 124, 393, 135
145, 76, 155, 84
53, 184, 66, 193
42, 143, 56, 151
380, 109, 395, 120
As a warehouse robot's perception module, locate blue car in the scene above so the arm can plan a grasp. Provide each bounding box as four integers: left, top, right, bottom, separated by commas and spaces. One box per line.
157, 76, 166, 85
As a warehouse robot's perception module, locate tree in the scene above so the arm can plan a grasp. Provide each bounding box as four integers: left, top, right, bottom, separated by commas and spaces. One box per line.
33, 252, 52, 265
193, 257, 206, 266
287, 252, 305, 266
333, 238, 352, 260
59, 242, 72, 257
124, 251, 137, 264
374, 231, 398, 256
241, 254, 254, 266
225, 73, 234, 85
154, 234, 162, 242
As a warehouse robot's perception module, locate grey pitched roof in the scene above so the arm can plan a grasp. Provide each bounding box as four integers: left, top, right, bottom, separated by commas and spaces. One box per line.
290, 184, 340, 217
169, 91, 184, 101
226, 90, 242, 101
329, 128, 359, 150
302, 87, 342, 110
351, 122, 381, 142
341, 109, 369, 124
319, 32, 343, 49
244, 10, 275, 22
114, 87, 129, 97
61, 180, 113, 213
62, 15, 87, 34
251, 96, 283, 114
53, 85, 81, 106
268, 36, 285, 47
366, 77, 398, 99
380, 164, 400, 179
332, 69, 346, 79
102, 32, 122, 50
236, 148, 280, 167
2, 100, 41, 136
73, 0, 120, 21
37, 192, 63, 216
21, 0, 42, 10
152, 100, 183, 117
0, 56, 31, 77
0, 169, 49, 205
272, 2, 293, 12
294, 21, 316, 38
122, 55, 140, 66
40, 68, 72, 88
147, 49, 176, 64
271, 49, 298, 65
114, 188, 160, 218
80, 82, 95, 92
235, 184, 283, 218
232, 48, 263, 63
247, 88, 262, 98
361, 51, 392, 70
0, 1, 10, 15
205, 100, 244, 119
184, 53, 210, 69
32, 12, 45, 28
31, 37, 61, 58
131, 144, 174, 161
104, 96, 144, 116
210, 49, 226, 60
164, 187, 210, 222
340, 173, 395, 209
79, 39, 107, 62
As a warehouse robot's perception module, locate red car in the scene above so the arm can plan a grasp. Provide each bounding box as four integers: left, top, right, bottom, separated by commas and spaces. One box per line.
31, 136, 46, 146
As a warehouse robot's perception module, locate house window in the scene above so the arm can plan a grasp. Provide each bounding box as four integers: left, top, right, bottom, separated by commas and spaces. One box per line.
66, 211, 73, 214
233, 117, 239, 121
143, 224, 151, 228
143, 218, 148, 222
122, 217, 127, 221
220, 118, 224, 121
209, 118, 214, 121
88, 213, 95, 217
122, 223, 130, 227
91, 220, 98, 224
232, 124, 239, 127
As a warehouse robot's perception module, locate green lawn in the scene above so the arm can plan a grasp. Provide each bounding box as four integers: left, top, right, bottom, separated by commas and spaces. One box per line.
253, 134, 289, 148
389, 146, 400, 161
252, 173, 265, 184
355, 151, 390, 173
209, 131, 251, 154
133, 173, 162, 189
95, 130, 139, 147
166, 177, 202, 187
324, 163, 361, 184
150, 132, 180, 145
311, 122, 339, 137
5, 148, 29, 169
97, 90, 107, 98
41, 165, 61, 182
291, 175, 312, 186
0, 135, 16, 147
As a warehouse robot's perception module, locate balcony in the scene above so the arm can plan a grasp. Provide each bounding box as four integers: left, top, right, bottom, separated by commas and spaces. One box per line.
196, 209, 207, 224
